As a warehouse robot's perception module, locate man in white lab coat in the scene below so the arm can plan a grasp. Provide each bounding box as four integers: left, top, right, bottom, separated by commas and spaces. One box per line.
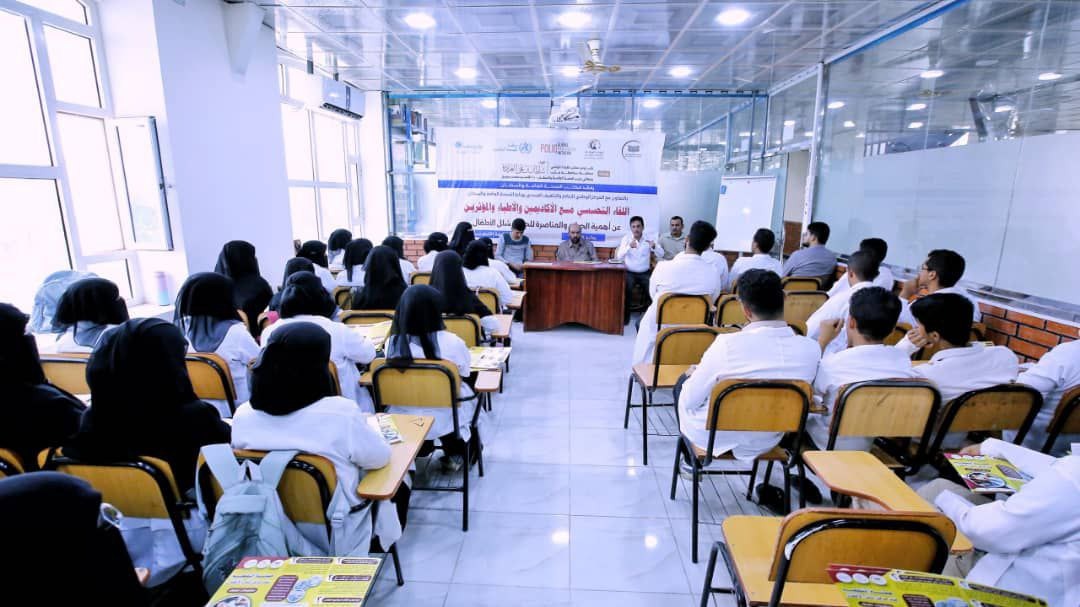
896, 249, 981, 355
826, 237, 896, 296
631, 221, 721, 364
1013, 338, 1080, 454
728, 228, 783, 291
616, 215, 665, 325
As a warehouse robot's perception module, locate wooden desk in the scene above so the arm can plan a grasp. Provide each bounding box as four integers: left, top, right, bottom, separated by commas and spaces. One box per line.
802, 450, 972, 553
491, 314, 513, 340
507, 290, 526, 310
357, 414, 433, 500
523, 261, 626, 335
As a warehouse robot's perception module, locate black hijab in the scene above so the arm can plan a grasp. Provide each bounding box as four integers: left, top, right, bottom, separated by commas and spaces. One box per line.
479, 237, 499, 259
249, 322, 335, 416
0, 303, 47, 388
424, 232, 449, 254
53, 278, 129, 346
327, 229, 352, 254
279, 271, 335, 319
298, 240, 329, 268
173, 272, 243, 352
383, 235, 406, 260
463, 240, 491, 270
344, 239, 373, 282
215, 240, 272, 335
430, 251, 492, 317
351, 245, 407, 310
387, 285, 445, 367
449, 222, 475, 256
269, 257, 315, 312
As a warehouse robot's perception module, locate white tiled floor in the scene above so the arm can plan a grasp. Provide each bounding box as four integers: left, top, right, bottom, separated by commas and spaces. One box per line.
369, 319, 773, 606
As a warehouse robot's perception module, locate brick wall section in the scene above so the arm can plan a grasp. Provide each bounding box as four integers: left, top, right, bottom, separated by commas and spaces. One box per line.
980, 303, 1078, 362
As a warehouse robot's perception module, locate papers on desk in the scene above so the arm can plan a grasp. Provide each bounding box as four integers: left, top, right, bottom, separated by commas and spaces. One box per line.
945, 453, 1031, 494
469, 346, 512, 370
206, 556, 382, 606
348, 320, 392, 349
828, 565, 1047, 606
367, 413, 403, 444
572, 260, 602, 265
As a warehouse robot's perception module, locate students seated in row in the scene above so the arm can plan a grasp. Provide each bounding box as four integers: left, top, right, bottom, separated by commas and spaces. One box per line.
0, 303, 85, 469
781, 221, 836, 280
215, 240, 272, 336
463, 240, 513, 311
231, 322, 400, 553
808, 287, 916, 451
269, 257, 315, 316
497, 218, 533, 276
728, 228, 783, 291
384, 285, 477, 472
173, 273, 260, 418
51, 277, 129, 353
430, 250, 500, 335
677, 270, 821, 460
382, 235, 416, 281
631, 220, 721, 365
327, 228, 352, 268
807, 250, 909, 355
297, 240, 337, 293
827, 237, 896, 295
1012, 338, 1080, 454
267, 272, 376, 409
351, 245, 407, 311
335, 239, 373, 288
899, 248, 980, 326
449, 221, 475, 257
920, 438, 1079, 606
416, 231, 448, 272
479, 237, 518, 284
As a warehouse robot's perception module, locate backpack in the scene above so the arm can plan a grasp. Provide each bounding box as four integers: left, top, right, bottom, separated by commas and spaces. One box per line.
197, 445, 321, 592
31, 270, 96, 333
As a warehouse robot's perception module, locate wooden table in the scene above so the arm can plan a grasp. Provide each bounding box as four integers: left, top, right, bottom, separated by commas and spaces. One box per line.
490, 314, 513, 340
802, 450, 972, 553
357, 414, 433, 500
507, 291, 526, 310
522, 261, 626, 335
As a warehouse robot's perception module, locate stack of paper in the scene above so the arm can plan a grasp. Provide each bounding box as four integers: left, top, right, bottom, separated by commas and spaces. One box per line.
469, 347, 512, 370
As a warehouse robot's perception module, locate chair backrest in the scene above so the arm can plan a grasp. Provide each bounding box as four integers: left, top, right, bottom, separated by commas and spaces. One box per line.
1043, 384, 1080, 453
781, 276, 822, 292
656, 293, 711, 327
829, 380, 941, 449
884, 322, 911, 346
333, 286, 352, 310
476, 288, 500, 313
654, 325, 719, 366
185, 353, 237, 413
971, 321, 987, 341
0, 449, 24, 478
783, 291, 828, 327
340, 310, 395, 326
714, 294, 747, 327
40, 353, 91, 395
930, 384, 1042, 453
704, 380, 811, 464
411, 272, 432, 285
443, 314, 482, 348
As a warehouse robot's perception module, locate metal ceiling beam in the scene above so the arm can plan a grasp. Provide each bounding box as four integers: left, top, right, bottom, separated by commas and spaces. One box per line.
388, 90, 765, 100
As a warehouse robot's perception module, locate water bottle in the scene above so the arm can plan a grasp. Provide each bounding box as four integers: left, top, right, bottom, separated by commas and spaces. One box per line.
154, 271, 170, 306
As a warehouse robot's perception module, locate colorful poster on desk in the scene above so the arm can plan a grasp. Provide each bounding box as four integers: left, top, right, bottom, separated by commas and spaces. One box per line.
827, 565, 1047, 606
469, 347, 512, 370
206, 556, 381, 607
945, 454, 1031, 494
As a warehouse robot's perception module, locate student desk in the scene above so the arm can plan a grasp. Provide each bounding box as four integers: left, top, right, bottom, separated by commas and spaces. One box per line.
357, 414, 433, 500
522, 261, 626, 335
802, 450, 972, 553
507, 290, 526, 310
490, 314, 513, 341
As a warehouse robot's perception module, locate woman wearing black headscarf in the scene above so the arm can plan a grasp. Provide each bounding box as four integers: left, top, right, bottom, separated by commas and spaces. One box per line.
263, 272, 376, 410
478, 236, 520, 284
0, 473, 149, 604
350, 245, 407, 311
335, 239, 373, 288
0, 303, 84, 469
173, 273, 259, 418
416, 232, 448, 272
462, 240, 513, 311
269, 257, 316, 313
327, 228, 353, 267
214, 240, 272, 336
429, 250, 499, 335
297, 240, 336, 293
382, 235, 417, 281
384, 285, 476, 472
52, 277, 129, 353
449, 222, 475, 257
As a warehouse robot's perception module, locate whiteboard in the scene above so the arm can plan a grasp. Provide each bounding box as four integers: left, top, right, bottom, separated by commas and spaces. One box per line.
714, 175, 777, 252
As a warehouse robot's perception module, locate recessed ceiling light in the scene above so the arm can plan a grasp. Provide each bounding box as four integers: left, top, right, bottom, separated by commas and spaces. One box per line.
855, 132, 866, 138
499, 117, 511, 126
827, 100, 845, 110
1055, 129, 1068, 134
975, 59, 998, 67
783, 119, 796, 126
668, 66, 692, 78
906, 102, 927, 111
454, 67, 477, 79
481, 99, 497, 109
843, 120, 855, 128
951, 125, 970, 130
642, 99, 662, 109
738, 131, 751, 137
1038, 71, 1063, 81
403, 12, 436, 30
557, 11, 590, 29
994, 104, 1014, 113
773, 140, 782, 145
560, 66, 580, 78
803, 131, 814, 137
908, 121, 924, 129
631, 119, 643, 127
715, 7, 751, 26
920, 69, 945, 79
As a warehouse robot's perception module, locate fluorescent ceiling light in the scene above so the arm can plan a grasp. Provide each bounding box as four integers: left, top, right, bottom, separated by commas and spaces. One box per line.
499, 117, 511, 126
631, 119, 643, 127
826, 100, 845, 109
951, 125, 970, 130
908, 121, 924, 129
906, 102, 927, 111
557, 11, 590, 28
668, 66, 692, 78
1038, 72, 1063, 81
641, 99, 662, 109
783, 119, 796, 126
855, 132, 866, 138
803, 131, 814, 137
920, 69, 944, 79
481, 99, 497, 109
994, 104, 1014, 113
403, 12, 436, 29
454, 67, 477, 79
738, 131, 751, 137
560, 66, 580, 77
1055, 129, 1068, 134
843, 120, 855, 128
715, 7, 751, 26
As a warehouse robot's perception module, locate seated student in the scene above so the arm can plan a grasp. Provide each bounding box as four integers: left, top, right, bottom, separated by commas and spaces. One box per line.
327, 228, 352, 268
384, 285, 476, 473
728, 228, 783, 290
828, 237, 896, 296
808, 287, 917, 451
382, 235, 416, 282
677, 270, 821, 461
658, 215, 686, 261
699, 242, 729, 302
920, 438, 1079, 606
449, 221, 475, 257
900, 248, 981, 320
173, 273, 260, 418
334, 238, 373, 288
215, 240, 273, 336
269, 257, 315, 315
807, 250, 909, 355
498, 218, 534, 275
556, 222, 598, 262
616, 215, 665, 324
51, 277, 129, 353
416, 232, 448, 272
1013, 339, 1080, 454
781, 221, 836, 281
430, 250, 500, 335
266, 272, 376, 410
631, 220, 721, 364
350, 245, 407, 311
478, 237, 518, 284
297, 240, 338, 293
462, 240, 513, 311
231, 322, 400, 553
0, 303, 85, 469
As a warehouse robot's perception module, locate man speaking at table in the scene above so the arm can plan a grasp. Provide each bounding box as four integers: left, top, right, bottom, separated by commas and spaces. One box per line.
616, 215, 665, 325
556, 223, 598, 262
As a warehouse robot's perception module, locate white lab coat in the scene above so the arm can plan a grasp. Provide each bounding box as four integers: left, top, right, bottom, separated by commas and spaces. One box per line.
806, 281, 873, 355
51, 324, 120, 354
808, 344, 918, 451
488, 257, 519, 284
1013, 339, 1080, 454
827, 266, 896, 296
677, 321, 821, 460
416, 251, 438, 272
313, 264, 337, 294
329, 250, 345, 267
335, 266, 365, 288
383, 331, 477, 441
187, 322, 260, 419
700, 250, 729, 301
728, 253, 783, 291
631, 253, 719, 365
463, 265, 513, 310
934, 438, 1080, 607
398, 258, 416, 282
260, 315, 377, 410
615, 233, 664, 273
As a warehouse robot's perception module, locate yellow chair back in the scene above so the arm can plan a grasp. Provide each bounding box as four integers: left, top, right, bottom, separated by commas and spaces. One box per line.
783, 291, 828, 327
707, 379, 811, 433
654, 325, 719, 366
781, 277, 822, 292
40, 353, 91, 395
0, 449, 24, 478
411, 272, 432, 285
476, 288, 500, 314
341, 310, 395, 326
831, 379, 941, 442
185, 353, 237, 410
714, 294, 747, 327
370, 358, 460, 409
656, 293, 711, 327
444, 314, 482, 348
333, 286, 352, 310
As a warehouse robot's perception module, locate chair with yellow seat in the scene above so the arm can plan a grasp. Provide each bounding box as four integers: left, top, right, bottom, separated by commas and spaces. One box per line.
340, 310, 395, 326
0, 449, 24, 478
333, 286, 352, 310
185, 353, 238, 416
782, 291, 827, 330
1042, 384, 1080, 454
780, 276, 821, 292
669, 379, 812, 561
924, 383, 1042, 465
370, 358, 482, 531
714, 294, 747, 327
701, 508, 955, 607
656, 293, 711, 328
476, 288, 500, 314
40, 353, 91, 395
443, 314, 482, 348
410, 272, 432, 285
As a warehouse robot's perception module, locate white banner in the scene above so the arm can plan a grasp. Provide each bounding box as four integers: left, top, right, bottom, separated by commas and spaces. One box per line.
437, 127, 665, 246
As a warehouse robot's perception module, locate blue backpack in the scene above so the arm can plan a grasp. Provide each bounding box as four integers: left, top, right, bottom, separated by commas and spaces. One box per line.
31, 270, 96, 333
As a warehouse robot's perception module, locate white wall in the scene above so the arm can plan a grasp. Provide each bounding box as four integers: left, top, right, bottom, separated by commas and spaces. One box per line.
783, 150, 809, 223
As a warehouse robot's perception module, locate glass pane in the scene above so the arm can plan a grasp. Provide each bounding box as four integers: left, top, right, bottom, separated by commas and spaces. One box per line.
56, 113, 124, 254
281, 104, 313, 181
0, 178, 71, 311
318, 188, 349, 240
17, 0, 86, 24
114, 118, 171, 248
85, 260, 132, 299
44, 26, 101, 107
313, 113, 346, 182
0, 11, 52, 166
288, 186, 319, 242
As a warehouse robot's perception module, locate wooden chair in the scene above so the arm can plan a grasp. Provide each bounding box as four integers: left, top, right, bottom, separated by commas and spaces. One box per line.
476, 288, 500, 314
185, 353, 238, 416
0, 449, 24, 478
370, 358, 482, 531
333, 286, 352, 310
1042, 384, 1080, 454
670, 379, 812, 561
925, 384, 1042, 464
40, 353, 91, 395
702, 508, 955, 607
656, 293, 711, 328
341, 310, 395, 326
443, 314, 482, 348
714, 294, 747, 327
884, 322, 911, 346
410, 272, 432, 285
783, 291, 827, 330
826, 379, 941, 477
780, 277, 821, 292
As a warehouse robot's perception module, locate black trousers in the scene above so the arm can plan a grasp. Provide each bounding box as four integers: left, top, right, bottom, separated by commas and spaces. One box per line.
625, 270, 652, 322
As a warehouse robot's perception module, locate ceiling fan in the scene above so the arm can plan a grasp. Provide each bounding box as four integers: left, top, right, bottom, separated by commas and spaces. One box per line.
580, 39, 621, 74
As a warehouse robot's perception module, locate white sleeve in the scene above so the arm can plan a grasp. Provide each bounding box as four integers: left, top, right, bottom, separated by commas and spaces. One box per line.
1016, 347, 1065, 400
727, 260, 743, 291
349, 413, 392, 470
444, 333, 472, 378
827, 280, 844, 297
480, 314, 499, 334
339, 323, 377, 364
651, 240, 665, 259
805, 300, 836, 339
494, 271, 514, 308
812, 357, 835, 403
615, 236, 629, 260
229, 324, 261, 366
648, 264, 663, 299
981, 438, 1056, 477
677, 338, 725, 417
894, 336, 920, 356
897, 300, 917, 327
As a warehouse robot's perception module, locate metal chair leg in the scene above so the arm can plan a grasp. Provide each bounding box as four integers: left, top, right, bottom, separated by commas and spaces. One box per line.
389, 543, 404, 586
782, 463, 792, 515
642, 387, 650, 465
474, 427, 484, 478
797, 460, 807, 509
623, 375, 635, 429
670, 440, 681, 500
701, 541, 721, 607
462, 440, 470, 532
692, 463, 701, 563
746, 460, 759, 500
